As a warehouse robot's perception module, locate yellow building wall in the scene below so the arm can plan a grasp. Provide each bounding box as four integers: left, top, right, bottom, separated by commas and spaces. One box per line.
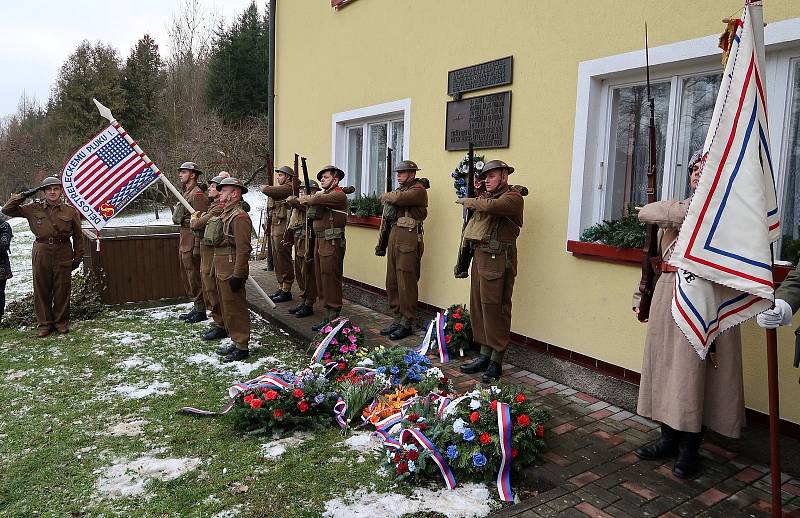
275, 0, 800, 425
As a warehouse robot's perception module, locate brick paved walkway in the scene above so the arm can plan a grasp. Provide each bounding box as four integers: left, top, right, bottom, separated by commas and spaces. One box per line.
246, 266, 800, 517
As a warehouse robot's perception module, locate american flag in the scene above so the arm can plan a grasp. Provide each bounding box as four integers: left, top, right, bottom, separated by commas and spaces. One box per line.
71, 133, 152, 208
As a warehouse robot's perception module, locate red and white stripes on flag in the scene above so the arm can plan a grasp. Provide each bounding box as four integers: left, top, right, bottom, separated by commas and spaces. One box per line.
669, 1, 778, 358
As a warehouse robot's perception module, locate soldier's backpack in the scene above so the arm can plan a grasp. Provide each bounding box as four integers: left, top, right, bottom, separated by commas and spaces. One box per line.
203, 216, 224, 246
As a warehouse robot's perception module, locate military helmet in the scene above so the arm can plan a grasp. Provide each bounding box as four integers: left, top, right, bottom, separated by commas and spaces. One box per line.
210, 175, 224, 186
178, 161, 203, 175
218, 177, 248, 194
480, 159, 514, 176
394, 160, 420, 173
299, 179, 321, 191
274, 165, 296, 177
40, 176, 62, 189
317, 165, 345, 181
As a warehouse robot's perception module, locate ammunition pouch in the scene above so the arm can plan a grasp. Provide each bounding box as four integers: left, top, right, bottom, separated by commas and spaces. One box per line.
395, 216, 419, 230
382, 203, 398, 221
463, 212, 494, 242
287, 207, 304, 230
203, 216, 225, 247
315, 227, 345, 241
306, 206, 321, 220
172, 203, 187, 226
273, 200, 288, 220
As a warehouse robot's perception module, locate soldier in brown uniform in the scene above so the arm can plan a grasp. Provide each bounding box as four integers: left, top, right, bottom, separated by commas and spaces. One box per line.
261, 165, 296, 303
286, 179, 321, 318
378, 160, 429, 340
2, 176, 84, 337
457, 160, 524, 382
174, 161, 210, 323
300, 165, 347, 332
191, 174, 227, 340
212, 177, 254, 362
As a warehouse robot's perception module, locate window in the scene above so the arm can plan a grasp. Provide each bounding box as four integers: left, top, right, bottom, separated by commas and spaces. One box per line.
568, 18, 800, 261
332, 99, 411, 197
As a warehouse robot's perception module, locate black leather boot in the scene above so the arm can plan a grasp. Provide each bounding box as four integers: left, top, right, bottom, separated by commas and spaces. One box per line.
311, 319, 330, 332
202, 326, 228, 341
179, 309, 195, 321
295, 304, 314, 318
185, 310, 208, 324
673, 429, 704, 479
380, 323, 400, 336
288, 302, 305, 314
460, 355, 490, 374
272, 290, 293, 303
481, 361, 503, 382
269, 289, 282, 299
389, 325, 412, 340
634, 424, 680, 460
215, 342, 236, 356
223, 349, 249, 363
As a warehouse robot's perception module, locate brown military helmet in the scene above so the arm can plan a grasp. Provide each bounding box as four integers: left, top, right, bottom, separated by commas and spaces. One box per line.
480, 159, 514, 176
317, 165, 345, 181
39, 176, 62, 189
218, 177, 249, 194
299, 179, 321, 191
178, 161, 203, 176
394, 160, 420, 172
210, 175, 225, 186
274, 165, 296, 177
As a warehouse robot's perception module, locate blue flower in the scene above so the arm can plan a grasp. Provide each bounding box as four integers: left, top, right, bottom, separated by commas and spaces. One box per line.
463, 428, 475, 442
472, 452, 487, 467
376, 366, 387, 374
313, 393, 326, 405
403, 353, 414, 365
451, 171, 460, 179
456, 178, 466, 186
390, 366, 400, 375
390, 375, 400, 386
446, 445, 459, 459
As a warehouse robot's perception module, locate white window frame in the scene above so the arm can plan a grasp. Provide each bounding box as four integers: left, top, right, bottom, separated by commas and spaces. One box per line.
567, 17, 800, 243
332, 99, 411, 195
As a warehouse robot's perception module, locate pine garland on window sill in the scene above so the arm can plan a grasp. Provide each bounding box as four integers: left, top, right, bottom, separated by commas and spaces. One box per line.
579, 206, 646, 249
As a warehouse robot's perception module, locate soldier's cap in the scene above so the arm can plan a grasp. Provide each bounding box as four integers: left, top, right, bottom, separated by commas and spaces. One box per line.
40, 176, 62, 189
274, 165, 296, 177
480, 159, 514, 176
178, 161, 203, 175
394, 160, 420, 173
218, 177, 248, 194
299, 179, 321, 191
317, 165, 345, 181
210, 175, 225, 186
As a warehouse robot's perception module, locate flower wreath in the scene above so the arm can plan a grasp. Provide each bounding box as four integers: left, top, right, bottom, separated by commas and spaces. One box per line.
443, 304, 471, 357
451, 152, 485, 198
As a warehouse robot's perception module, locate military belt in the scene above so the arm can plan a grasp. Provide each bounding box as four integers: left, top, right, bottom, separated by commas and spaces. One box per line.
36, 237, 69, 245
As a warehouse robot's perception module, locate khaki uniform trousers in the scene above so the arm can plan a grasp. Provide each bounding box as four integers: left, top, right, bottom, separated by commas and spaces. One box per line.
386, 225, 423, 327
314, 236, 345, 316
200, 244, 223, 327
214, 251, 249, 349
469, 245, 517, 363
294, 232, 317, 305
271, 218, 294, 292
32, 241, 74, 331
179, 227, 203, 305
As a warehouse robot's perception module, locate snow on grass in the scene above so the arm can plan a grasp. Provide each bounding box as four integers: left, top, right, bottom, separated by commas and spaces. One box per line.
111, 332, 153, 346
104, 419, 147, 437
340, 432, 381, 455
260, 432, 312, 460
212, 505, 242, 518
322, 483, 494, 518
113, 381, 173, 399
185, 349, 283, 377
94, 454, 202, 499
117, 354, 164, 373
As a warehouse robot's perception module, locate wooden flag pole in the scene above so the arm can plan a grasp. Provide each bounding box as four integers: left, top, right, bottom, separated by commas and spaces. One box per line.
247, 276, 277, 310
766, 327, 782, 517
93, 98, 193, 213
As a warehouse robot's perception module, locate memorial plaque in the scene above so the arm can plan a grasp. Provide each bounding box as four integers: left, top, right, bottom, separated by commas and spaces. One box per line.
447, 56, 513, 96
445, 91, 511, 151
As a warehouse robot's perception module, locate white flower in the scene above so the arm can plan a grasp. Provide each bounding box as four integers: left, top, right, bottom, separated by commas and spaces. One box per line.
475, 161, 485, 170
489, 386, 501, 395
467, 390, 482, 399
469, 399, 481, 410
425, 367, 444, 379
452, 418, 466, 434
405, 444, 418, 452
357, 358, 374, 367
461, 164, 469, 173
408, 460, 417, 472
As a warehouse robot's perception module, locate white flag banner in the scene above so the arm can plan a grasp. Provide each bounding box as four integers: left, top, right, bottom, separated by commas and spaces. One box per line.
669, 1, 778, 358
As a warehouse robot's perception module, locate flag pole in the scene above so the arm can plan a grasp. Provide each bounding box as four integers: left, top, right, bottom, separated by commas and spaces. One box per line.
766, 326, 782, 517
92, 98, 193, 213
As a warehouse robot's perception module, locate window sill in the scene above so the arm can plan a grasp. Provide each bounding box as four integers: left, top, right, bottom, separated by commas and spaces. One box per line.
347, 215, 382, 229
566, 240, 794, 283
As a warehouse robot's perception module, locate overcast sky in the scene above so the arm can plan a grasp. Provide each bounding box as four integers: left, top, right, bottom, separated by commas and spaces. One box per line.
0, 0, 257, 119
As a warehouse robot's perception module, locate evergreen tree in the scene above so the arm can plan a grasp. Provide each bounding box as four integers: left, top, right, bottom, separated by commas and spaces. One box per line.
205, 2, 268, 121
121, 35, 165, 138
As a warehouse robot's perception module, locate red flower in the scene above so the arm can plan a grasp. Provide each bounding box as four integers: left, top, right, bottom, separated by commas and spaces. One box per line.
511, 448, 519, 459
453, 312, 461, 320
441, 376, 449, 386
297, 400, 310, 413
406, 450, 420, 461
417, 422, 428, 431
249, 398, 263, 410
273, 409, 284, 419
454, 322, 464, 332
407, 413, 420, 422
515, 393, 526, 404
293, 388, 305, 399
397, 461, 409, 474
264, 390, 279, 401
537, 424, 545, 437
392, 453, 401, 463
243, 394, 254, 403
516, 414, 531, 428
490, 400, 498, 411
445, 335, 452, 344
479, 432, 492, 445
469, 411, 480, 423
337, 362, 347, 370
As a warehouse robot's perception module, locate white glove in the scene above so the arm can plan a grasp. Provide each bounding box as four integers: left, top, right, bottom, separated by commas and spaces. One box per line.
756, 299, 793, 328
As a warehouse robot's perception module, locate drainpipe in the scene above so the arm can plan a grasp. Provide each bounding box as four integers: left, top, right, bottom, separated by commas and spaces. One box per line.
267, 0, 276, 167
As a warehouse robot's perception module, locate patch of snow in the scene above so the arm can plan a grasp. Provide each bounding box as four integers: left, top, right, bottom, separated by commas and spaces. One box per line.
185, 352, 282, 377
104, 419, 147, 437
111, 332, 153, 346
113, 381, 173, 399
5, 369, 32, 381
117, 354, 163, 373
94, 454, 202, 499
203, 495, 221, 505
322, 483, 493, 518
212, 506, 242, 518
260, 432, 312, 460
340, 432, 381, 455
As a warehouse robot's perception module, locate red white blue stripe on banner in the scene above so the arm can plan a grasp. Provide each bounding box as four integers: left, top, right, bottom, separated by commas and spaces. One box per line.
399, 428, 458, 490
311, 319, 348, 363
496, 402, 515, 502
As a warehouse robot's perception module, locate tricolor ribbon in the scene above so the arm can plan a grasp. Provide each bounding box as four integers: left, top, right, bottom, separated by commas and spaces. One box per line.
496, 402, 515, 502
333, 398, 348, 428
399, 428, 457, 490
181, 370, 290, 416
415, 318, 436, 356
371, 429, 401, 448
435, 311, 449, 363
311, 319, 348, 363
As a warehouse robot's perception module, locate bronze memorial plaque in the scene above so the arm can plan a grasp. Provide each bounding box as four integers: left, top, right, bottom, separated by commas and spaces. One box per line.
445, 91, 511, 151
447, 56, 513, 96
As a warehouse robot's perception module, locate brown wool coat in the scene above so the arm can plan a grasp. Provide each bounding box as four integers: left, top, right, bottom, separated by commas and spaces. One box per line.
2, 195, 84, 330
307, 187, 347, 314
191, 200, 225, 326
214, 201, 253, 347
179, 185, 209, 303
635, 199, 745, 438
263, 183, 295, 290
287, 196, 316, 305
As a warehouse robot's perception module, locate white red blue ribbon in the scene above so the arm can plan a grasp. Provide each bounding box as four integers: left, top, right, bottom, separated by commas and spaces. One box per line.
415, 318, 436, 356
333, 398, 348, 428
399, 428, 457, 490
371, 429, 401, 448
228, 371, 291, 398
311, 319, 348, 363
496, 402, 515, 502
435, 311, 449, 363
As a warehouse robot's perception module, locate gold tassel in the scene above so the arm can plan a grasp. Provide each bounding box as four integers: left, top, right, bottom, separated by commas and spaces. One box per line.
719, 18, 740, 67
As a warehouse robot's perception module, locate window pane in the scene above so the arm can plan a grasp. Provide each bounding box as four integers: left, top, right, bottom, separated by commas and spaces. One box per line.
780, 60, 800, 261
389, 120, 404, 190
368, 122, 388, 195
674, 73, 722, 198
346, 126, 363, 195
606, 81, 670, 218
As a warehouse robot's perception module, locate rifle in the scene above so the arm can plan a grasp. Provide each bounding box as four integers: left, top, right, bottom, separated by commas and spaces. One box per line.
300, 157, 314, 264
282, 154, 301, 246
454, 143, 477, 278
374, 147, 393, 256
263, 154, 275, 271
636, 24, 660, 322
